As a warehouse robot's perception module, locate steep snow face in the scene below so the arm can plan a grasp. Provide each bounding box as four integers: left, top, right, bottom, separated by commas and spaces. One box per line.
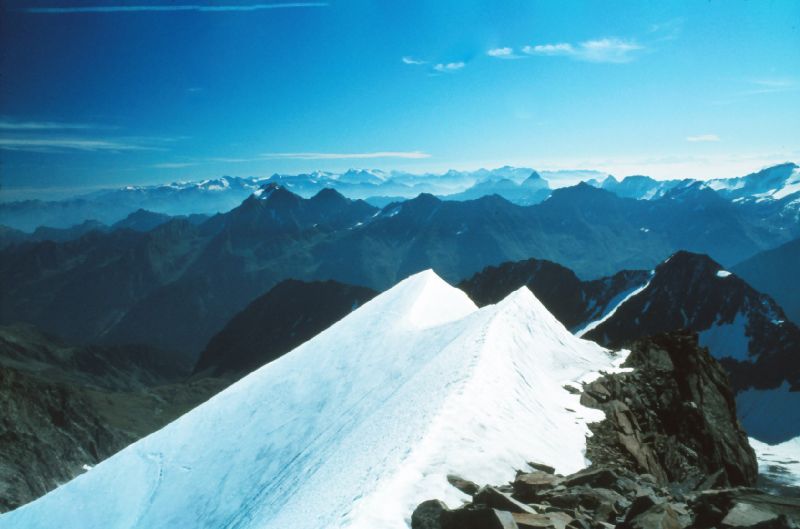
0, 271, 620, 529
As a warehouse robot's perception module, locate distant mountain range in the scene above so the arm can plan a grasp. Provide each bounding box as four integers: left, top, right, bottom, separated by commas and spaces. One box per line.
588, 162, 800, 203
3, 163, 797, 232
2, 178, 798, 359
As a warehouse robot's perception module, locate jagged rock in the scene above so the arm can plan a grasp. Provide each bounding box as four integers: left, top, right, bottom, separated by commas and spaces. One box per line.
411, 499, 449, 529
448, 474, 480, 495
626, 495, 659, 519
514, 471, 564, 501
564, 467, 619, 489
565, 519, 592, 529
513, 511, 573, 529
441, 506, 520, 529
529, 462, 557, 475
690, 488, 800, 528
582, 331, 758, 489
722, 502, 782, 527
475, 485, 538, 514
621, 502, 683, 529
538, 486, 627, 517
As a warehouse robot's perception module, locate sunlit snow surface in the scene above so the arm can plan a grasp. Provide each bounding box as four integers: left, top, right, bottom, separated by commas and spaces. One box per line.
0, 270, 622, 529
750, 436, 800, 489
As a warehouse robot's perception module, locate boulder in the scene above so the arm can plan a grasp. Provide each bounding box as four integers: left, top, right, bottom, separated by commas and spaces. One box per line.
514, 471, 564, 501
721, 502, 782, 528
441, 506, 520, 529
448, 474, 480, 496
411, 499, 448, 529
564, 467, 619, 489
474, 486, 538, 514
622, 502, 683, 529
513, 511, 573, 529
528, 462, 557, 475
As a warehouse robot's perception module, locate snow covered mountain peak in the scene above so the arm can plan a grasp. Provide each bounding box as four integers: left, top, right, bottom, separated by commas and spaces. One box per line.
375, 269, 478, 329
0, 271, 621, 529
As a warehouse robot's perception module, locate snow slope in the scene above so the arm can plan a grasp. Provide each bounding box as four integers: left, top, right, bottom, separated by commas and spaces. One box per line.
0, 270, 622, 529
750, 436, 800, 490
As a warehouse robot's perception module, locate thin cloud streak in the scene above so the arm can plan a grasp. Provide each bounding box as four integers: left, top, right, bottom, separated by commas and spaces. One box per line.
0, 137, 168, 153
261, 151, 431, 160
153, 162, 197, 169
401, 56, 427, 65
0, 119, 113, 131
21, 3, 328, 14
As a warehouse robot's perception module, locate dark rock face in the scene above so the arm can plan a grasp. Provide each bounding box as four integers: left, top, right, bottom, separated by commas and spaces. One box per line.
582, 331, 757, 488
458, 258, 649, 330
0, 324, 226, 512
0, 366, 129, 513
584, 251, 800, 395
193, 279, 378, 378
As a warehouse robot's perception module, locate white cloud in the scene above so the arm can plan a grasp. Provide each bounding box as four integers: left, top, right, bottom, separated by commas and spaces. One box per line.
487, 47, 514, 58
579, 38, 642, 63
522, 38, 642, 63
401, 56, 426, 65
261, 151, 431, 160
522, 43, 574, 56
21, 3, 328, 14
686, 134, 721, 142
433, 62, 465, 73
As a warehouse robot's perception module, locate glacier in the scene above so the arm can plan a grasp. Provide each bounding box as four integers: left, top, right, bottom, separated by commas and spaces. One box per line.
0, 270, 624, 529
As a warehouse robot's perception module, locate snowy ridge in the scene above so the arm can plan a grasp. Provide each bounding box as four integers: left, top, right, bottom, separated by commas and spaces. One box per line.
0, 270, 621, 529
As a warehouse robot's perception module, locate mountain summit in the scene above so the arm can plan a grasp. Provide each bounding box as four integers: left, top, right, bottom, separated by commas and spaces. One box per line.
0, 271, 621, 529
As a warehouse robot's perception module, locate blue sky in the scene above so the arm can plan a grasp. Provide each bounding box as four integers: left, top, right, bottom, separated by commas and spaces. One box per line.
1, 0, 798, 197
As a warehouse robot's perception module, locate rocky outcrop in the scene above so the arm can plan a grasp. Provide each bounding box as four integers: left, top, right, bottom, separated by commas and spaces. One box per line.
410, 331, 783, 529
582, 331, 757, 489
411, 466, 800, 529
584, 251, 800, 397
